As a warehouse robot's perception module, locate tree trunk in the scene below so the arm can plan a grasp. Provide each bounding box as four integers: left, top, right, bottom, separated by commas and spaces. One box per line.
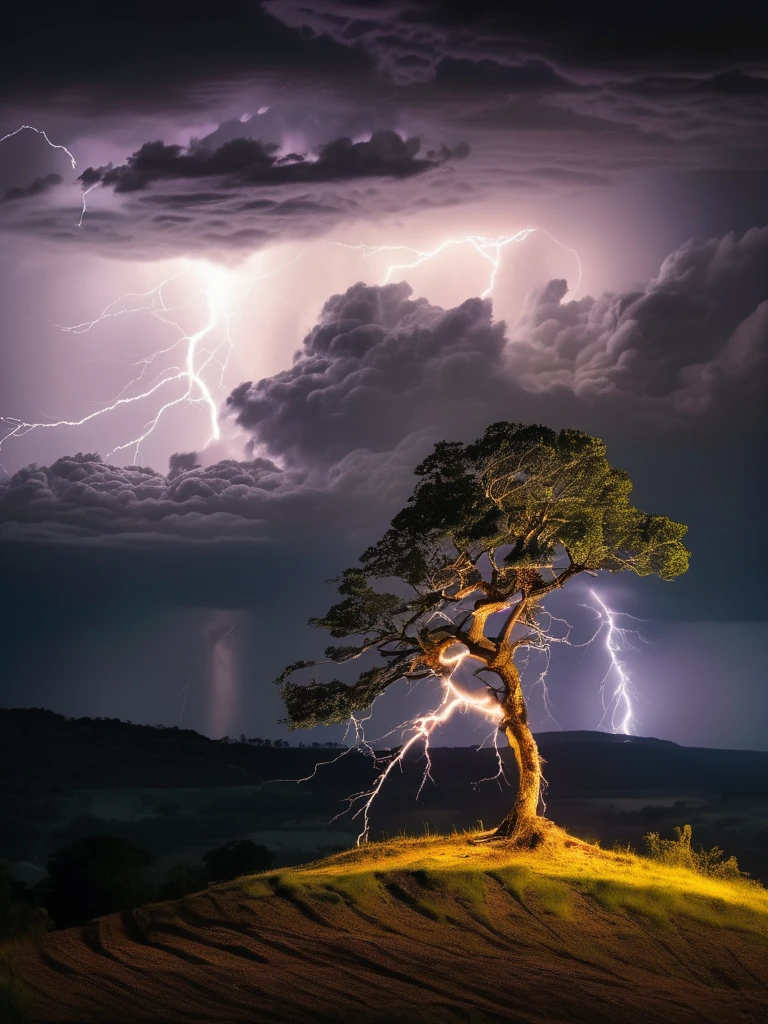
492, 658, 546, 844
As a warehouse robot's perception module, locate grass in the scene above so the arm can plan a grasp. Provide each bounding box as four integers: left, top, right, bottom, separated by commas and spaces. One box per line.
238, 826, 768, 938
489, 865, 574, 919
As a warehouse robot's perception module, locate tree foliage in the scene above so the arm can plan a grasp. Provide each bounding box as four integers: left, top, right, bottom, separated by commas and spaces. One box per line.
279, 422, 689, 730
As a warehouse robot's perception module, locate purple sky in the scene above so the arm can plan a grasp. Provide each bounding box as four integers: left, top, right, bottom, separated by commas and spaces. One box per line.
1, 1, 767, 748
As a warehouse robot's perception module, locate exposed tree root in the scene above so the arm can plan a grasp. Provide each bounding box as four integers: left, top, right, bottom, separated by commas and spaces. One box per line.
470, 816, 598, 853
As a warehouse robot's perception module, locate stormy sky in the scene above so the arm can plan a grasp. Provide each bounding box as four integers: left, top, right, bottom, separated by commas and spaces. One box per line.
1, 1, 767, 749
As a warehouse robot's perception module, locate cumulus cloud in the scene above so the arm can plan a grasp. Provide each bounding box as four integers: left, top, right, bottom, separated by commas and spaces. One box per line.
506, 227, 768, 409
226, 281, 508, 466
0, 438, 432, 548
0, 452, 285, 542
227, 226, 768, 467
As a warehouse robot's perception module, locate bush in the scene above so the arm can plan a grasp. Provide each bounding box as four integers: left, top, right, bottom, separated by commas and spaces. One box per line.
644, 824, 745, 880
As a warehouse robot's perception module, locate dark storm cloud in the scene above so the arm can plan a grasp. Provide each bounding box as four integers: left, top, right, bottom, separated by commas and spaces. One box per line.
3, 4, 765, 264
5, 0, 766, 115
78, 132, 469, 194
265, 1, 768, 82
2, 173, 62, 202
0, 129, 470, 260
261, 1, 768, 176
2, 3, 373, 112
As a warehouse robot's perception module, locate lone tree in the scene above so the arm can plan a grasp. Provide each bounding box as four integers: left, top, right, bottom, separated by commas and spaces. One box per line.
279, 423, 689, 845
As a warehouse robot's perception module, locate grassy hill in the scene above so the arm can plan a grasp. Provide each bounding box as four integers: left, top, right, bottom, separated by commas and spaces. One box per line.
7, 832, 768, 1024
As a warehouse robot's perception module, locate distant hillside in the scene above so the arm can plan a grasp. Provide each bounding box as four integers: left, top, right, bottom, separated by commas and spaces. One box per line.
3, 708, 763, 795
0, 708, 265, 790
10, 833, 768, 1024
535, 729, 679, 747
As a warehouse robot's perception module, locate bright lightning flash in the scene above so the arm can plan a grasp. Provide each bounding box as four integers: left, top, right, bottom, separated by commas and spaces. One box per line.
0, 262, 240, 462
0, 228, 582, 466
265, 645, 507, 845
590, 590, 644, 735
0, 123, 582, 460
345, 647, 503, 844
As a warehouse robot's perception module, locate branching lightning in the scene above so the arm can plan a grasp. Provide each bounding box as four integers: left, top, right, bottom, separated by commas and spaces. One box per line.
0, 254, 311, 462
1, 265, 230, 462
332, 226, 582, 301
0, 228, 582, 466
345, 647, 505, 843
589, 590, 645, 735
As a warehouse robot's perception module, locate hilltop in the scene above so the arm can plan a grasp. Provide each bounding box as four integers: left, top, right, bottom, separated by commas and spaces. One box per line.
8, 832, 768, 1024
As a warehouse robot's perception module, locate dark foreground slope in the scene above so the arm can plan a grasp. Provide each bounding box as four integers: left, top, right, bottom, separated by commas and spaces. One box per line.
12, 834, 768, 1024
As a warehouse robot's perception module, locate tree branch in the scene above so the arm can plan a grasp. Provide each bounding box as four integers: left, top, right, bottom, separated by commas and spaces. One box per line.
497, 597, 528, 648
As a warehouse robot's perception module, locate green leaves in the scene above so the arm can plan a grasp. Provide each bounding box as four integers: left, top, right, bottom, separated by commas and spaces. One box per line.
600, 511, 690, 580
309, 568, 408, 638
280, 662, 413, 729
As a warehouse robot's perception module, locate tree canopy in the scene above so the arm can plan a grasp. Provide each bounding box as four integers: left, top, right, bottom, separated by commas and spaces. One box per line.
279, 422, 689, 731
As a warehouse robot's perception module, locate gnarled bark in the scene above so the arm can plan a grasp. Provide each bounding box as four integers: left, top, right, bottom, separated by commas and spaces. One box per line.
491, 656, 548, 844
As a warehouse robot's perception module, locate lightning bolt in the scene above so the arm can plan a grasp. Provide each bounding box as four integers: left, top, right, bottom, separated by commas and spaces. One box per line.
0, 125, 77, 169
589, 590, 644, 735
340, 647, 503, 844
0, 263, 231, 462
77, 183, 99, 228
0, 124, 92, 227
0, 230, 582, 468
332, 227, 582, 301
264, 645, 508, 845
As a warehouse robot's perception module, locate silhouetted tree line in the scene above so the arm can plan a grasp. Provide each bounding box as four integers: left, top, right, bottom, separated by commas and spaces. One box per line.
229, 734, 347, 748
0, 836, 274, 935
0, 708, 351, 797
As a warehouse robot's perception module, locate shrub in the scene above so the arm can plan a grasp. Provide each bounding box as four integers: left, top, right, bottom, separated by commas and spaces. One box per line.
644, 824, 745, 880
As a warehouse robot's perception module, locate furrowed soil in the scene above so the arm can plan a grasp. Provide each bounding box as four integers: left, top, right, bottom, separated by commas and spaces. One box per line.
9, 834, 768, 1024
